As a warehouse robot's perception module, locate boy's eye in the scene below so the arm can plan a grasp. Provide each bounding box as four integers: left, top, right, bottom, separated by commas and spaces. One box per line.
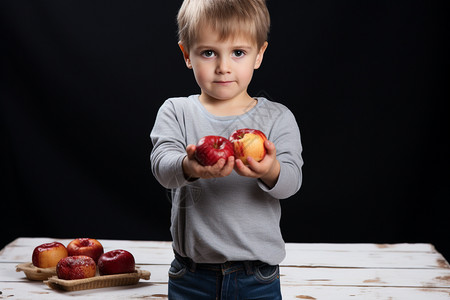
232, 50, 245, 57
201, 50, 215, 58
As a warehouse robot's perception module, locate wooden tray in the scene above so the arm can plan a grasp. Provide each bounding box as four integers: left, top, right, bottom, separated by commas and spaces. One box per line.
16, 262, 57, 281
44, 269, 151, 291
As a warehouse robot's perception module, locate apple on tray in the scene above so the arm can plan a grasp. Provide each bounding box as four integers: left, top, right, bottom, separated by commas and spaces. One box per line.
32, 242, 68, 268
229, 128, 267, 165
56, 255, 96, 280
195, 135, 234, 166
67, 238, 104, 263
98, 249, 136, 275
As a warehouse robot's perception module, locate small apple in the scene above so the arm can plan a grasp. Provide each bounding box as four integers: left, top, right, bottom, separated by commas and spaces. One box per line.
195, 135, 234, 166
229, 128, 267, 165
98, 249, 136, 275
32, 242, 68, 268
67, 238, 104, 263
56, 255, 96, 280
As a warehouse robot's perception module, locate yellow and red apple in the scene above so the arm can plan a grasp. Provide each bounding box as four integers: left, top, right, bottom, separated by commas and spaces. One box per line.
98, 249, 136, 275
67, 238, 104, 263
229, 128, 267, 165
32, 242, 68, 268
56, 255, 96, 280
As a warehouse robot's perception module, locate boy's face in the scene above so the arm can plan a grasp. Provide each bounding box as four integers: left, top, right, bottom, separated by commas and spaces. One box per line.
180, 25, 267, 104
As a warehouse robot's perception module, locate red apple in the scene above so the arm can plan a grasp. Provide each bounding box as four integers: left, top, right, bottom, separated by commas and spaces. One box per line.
97, 249, 135, 275
229, 128, 267, 165
67, 238, 104, 263
195, 135, 234, 166
32, 242, 68, 268
56, 255, 96, 280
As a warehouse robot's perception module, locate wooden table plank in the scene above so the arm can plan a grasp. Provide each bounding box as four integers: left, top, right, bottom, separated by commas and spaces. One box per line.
281, 285, 450, 300
2, 281, 450, 299
0, 239, 175, 265
283, 248, 449, 269
280, 267, 450, 288
0, 281, 169, 299
5, 262, 450, 288
285, 243, 437, 253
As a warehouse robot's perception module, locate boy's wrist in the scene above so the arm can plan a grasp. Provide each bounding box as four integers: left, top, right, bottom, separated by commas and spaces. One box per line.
182, 155, 198, 181
260, 160, 280, 189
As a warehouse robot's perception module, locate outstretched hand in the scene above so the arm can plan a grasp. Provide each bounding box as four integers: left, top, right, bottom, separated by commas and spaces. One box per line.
182, 144, 235, 180
234, 140, 280, 188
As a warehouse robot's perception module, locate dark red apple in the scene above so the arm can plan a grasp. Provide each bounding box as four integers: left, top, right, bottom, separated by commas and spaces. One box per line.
229, 128, 267, 165
32, 242, 68, 268
67, 238, 104, 263
194, 135, 234, 166
97, 250, 135, 275
56, 255, 96, 280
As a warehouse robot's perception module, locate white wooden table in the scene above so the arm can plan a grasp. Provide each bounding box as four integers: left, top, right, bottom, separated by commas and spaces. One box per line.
1, 238, 449, 299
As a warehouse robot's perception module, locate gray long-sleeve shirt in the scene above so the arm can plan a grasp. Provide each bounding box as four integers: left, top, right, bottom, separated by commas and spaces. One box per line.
150, 95, 303, 264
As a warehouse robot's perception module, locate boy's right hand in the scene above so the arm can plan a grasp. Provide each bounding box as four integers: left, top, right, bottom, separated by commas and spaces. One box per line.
182, 144, 235, 180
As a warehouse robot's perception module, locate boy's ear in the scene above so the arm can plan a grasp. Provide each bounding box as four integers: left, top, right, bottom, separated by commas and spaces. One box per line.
254, 41, 268, 70
178, 42, 192, 69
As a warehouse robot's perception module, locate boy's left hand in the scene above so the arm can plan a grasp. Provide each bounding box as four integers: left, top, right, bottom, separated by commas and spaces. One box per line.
234, 140, 280, 188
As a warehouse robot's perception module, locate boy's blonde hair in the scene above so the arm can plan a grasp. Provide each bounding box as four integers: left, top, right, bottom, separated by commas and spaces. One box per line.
177, 0, 270, 51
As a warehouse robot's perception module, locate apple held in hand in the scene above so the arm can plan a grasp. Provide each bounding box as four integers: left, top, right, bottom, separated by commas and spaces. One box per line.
98, 249, 136, 275
67, 238, 104, 263
229, 128, 267, 165
195, 135, 234, 166
32, 242, 68, 268
56, 255, 96, 280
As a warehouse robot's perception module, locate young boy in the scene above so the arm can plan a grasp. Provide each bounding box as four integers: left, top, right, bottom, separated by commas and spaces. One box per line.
150, 0, 303, 298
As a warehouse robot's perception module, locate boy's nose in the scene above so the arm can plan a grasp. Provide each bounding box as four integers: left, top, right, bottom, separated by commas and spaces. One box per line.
216, 57, 231, 74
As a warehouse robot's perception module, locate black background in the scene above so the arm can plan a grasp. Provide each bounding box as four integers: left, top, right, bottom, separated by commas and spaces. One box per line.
1, 1, 449, 259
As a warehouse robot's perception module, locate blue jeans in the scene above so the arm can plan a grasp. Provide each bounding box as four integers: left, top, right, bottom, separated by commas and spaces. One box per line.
168, 255, 282, 300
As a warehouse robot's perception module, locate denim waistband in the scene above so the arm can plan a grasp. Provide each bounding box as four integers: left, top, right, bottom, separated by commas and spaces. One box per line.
174, 251, 264, 275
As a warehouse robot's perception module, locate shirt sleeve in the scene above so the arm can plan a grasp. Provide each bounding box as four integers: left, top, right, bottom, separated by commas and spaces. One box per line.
258, 108, 303, 199
150, 100, 190, 189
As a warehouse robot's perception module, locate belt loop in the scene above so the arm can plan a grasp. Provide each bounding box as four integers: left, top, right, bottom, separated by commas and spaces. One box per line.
243, 261, 253, 275
189, 260, 197, 272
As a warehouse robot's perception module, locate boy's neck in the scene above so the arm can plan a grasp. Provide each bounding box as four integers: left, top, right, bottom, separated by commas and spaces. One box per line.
199, 92, 257, 117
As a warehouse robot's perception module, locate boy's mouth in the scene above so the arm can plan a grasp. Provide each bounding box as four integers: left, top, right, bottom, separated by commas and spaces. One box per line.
213, 80, 234, 85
